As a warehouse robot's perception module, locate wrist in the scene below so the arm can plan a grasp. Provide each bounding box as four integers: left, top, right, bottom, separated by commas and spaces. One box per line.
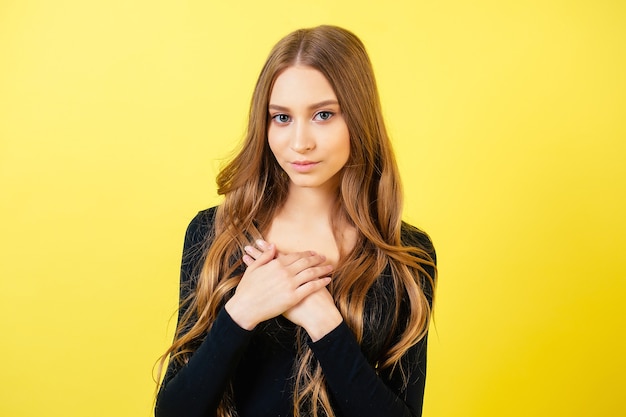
303, 309, 343, 342
225, 297, 258, 331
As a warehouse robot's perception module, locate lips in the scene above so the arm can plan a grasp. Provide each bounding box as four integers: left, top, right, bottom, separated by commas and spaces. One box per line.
290, 160, 319, 173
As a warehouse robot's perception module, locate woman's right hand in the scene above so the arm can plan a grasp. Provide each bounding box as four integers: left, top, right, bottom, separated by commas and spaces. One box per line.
224, 241, 333, 330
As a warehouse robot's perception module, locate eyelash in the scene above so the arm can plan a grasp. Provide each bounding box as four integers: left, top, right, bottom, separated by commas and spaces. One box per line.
314, 111, 334, 121
271, 111, 335, 124
273, 114, 291, 123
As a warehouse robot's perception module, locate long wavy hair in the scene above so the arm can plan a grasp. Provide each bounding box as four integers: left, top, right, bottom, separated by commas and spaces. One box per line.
157, 25, 436, 417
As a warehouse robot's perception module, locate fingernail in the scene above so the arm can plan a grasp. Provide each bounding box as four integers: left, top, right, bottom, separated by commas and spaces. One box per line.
256, 239, 266, 248
244, 245, 253, 254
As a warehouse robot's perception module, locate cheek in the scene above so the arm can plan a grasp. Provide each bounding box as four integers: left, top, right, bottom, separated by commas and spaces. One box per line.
337, 127, 351, 160
267, 133, 289, 168
267, 125, 287, 150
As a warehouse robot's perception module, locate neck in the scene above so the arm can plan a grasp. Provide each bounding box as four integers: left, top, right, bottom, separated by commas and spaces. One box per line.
280, 184, 338, 223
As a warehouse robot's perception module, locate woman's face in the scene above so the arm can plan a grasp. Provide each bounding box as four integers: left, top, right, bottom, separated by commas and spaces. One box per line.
267, 65, 350, 193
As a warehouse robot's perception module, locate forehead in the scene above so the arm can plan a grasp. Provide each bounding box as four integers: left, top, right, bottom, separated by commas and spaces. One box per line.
269, 65, 337, 106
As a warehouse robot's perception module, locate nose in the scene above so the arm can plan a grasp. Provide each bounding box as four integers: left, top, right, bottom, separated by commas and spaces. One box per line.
290, 121, 314, 153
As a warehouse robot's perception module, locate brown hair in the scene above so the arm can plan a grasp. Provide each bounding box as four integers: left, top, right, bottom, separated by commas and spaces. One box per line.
157, 25, 436, 417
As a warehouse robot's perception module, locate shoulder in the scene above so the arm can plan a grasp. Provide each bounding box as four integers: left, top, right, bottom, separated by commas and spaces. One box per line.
400, 221, 436, 265
185, 207, 218, 242
182, 207, 219, 251
180, 206, 219, 285
400, 221, 437, 306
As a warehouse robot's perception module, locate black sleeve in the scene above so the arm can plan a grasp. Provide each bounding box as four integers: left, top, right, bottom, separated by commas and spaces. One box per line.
309, 226, 436, 417
155, 209, 255, 417
310, 323, 429, 417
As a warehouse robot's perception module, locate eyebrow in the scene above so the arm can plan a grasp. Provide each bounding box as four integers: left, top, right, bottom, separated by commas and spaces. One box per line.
268, 99, 340, 112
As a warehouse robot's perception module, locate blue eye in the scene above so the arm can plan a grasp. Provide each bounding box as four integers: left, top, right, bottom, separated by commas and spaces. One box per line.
273, 114, 291, 123
315, 111, 334, 121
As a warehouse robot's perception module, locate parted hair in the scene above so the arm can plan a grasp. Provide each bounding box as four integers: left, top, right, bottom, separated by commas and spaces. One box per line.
157, 25, 436, 417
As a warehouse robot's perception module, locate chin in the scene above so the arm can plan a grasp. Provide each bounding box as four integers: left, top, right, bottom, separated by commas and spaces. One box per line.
289, 178, 339, 191
290, 181, 321, 188
286, 172, 342, 191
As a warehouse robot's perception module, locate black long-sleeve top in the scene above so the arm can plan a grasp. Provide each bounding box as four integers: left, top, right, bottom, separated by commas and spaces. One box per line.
155, 207, 436, 417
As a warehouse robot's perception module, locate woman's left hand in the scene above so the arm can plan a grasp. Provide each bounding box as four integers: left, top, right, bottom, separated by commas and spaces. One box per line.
244, 240, 343, 341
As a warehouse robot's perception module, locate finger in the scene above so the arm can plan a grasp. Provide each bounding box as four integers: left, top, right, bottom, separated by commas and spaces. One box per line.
294, 264, 333, 286
280, 251, 324, 267
285, 253, 328, 274
242, 254, 254, 266
244, 245, 263, 260
246, 243, 276, 270
255, 239, 271, 251
295, 277, 332, 299
278, 251, 315, 264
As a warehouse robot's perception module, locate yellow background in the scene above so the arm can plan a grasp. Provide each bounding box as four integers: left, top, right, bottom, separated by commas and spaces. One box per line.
1, 1, 624, 416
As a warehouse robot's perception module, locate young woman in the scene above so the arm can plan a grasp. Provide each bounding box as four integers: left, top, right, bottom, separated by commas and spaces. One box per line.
155, 25, 436, 417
